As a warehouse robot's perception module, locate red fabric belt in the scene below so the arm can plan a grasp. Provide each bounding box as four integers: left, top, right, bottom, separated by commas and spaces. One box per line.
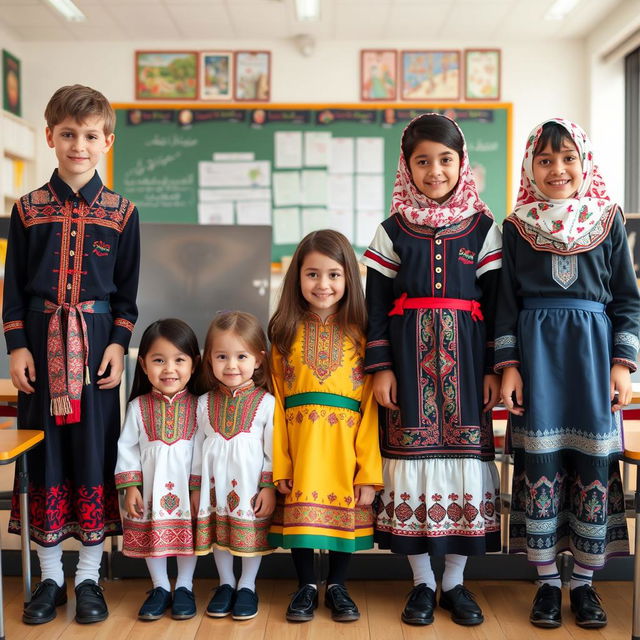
388, 293, 484, 321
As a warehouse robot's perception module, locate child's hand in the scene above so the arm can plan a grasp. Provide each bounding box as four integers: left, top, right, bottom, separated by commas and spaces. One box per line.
483, 373, 502, 412
354, 484, 376, 506
276, 479, 293, 494
9, 347, 35, 393
501, 366, 524, 416
124, 486, 144, 519
97, 343, 125, 389
190, 490, 201, 517
254, 487, 276, 517
610, 363, 633, 412
373, 370, 399, 409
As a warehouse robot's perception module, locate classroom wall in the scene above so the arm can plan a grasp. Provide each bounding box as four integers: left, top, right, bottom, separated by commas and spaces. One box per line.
15, 37, 587, 210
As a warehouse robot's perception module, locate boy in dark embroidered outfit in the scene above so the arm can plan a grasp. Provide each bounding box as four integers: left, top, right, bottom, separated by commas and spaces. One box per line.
3, 85, 140, 625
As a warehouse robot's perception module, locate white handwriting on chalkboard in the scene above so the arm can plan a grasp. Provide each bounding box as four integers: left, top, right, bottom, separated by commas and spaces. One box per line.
125, 152, 183, 179
469, 140, 499, 152
144, 135, 199, 148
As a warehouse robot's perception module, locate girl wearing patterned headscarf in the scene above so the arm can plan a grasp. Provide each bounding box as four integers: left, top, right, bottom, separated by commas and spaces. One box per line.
362, 113, 503, 627
496, 118, 640, 629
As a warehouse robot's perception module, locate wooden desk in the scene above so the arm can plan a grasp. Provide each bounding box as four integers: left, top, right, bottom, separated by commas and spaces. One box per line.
0, 430, 43, 640
0, 380, 17, 405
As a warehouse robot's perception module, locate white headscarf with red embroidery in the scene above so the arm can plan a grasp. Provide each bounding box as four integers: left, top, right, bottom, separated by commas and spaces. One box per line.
513, 118, 610, 246
391, 112, 492, 228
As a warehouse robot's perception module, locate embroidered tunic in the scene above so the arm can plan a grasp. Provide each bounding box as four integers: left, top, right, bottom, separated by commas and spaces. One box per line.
362, 211, 502, 555
115, 390, 198, 557
494, 213, 640, 567
3, 170, 139, 545
192, 384, 275, 557
268, 316, 383, 553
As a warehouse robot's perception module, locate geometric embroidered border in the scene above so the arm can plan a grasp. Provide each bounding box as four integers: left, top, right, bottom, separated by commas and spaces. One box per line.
614, 331, 640, 351
194, 513, 272, 554
122, 518, 194, 557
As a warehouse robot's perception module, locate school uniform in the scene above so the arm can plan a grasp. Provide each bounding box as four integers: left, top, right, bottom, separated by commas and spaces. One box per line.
3, 169, 140, 546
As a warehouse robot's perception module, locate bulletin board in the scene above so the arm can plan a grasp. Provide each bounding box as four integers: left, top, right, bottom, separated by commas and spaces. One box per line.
108, 103, 512, 262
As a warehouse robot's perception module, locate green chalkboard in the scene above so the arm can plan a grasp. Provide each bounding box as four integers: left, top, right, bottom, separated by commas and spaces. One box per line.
110, 103, 512, 262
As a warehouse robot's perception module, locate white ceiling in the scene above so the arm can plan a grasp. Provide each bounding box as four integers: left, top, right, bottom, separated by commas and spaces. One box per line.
0, 0, 623, 42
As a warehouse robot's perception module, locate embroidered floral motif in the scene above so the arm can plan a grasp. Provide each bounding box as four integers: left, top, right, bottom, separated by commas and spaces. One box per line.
207, 386, 266, 440
303, 317, 344, 382
139, 392, 198, 445
160, 483, 180, 515
458, 248, 476, 264
283, 357, 295, 389
227, 479, 240, 513
92, 240, 111, 256
495, 334, 517, 350
351, 357, 365, 390
551, 254, 578, 289
614, 332, 640, 351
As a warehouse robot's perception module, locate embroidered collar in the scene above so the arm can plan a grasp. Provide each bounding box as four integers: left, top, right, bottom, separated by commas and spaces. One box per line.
49, 168, 103, 206
304, 311, 337, 325
218, 380, 256, 398
512, 118, 611, 248
391, 113, 493, 228
150, 387, 189, 405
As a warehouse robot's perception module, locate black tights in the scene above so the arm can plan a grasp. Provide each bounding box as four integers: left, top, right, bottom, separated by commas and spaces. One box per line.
290, 548, 351, 586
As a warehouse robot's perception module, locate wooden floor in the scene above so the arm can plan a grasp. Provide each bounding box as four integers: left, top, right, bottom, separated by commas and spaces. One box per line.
0, 578, 635, 640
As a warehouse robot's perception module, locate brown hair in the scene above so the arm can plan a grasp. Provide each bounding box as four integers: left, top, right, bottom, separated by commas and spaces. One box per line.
268, 229, 366, 357
45, 84, 115, 136
200, 311, 272, 394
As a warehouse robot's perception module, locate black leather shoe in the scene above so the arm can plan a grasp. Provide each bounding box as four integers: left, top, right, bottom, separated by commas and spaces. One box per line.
23, 579, 67, 625
401, 583, 436, 625
324, 584, 360, 622
206, 584, 235, 617
440, 584, 484, 626
232, 588, 259, 620
570, 585, 607, 628
75, 579, 108, 624
172, 587, 196, 620
138, 587, 172, 621
286, 584, 318, 622
530, 583, 562, 628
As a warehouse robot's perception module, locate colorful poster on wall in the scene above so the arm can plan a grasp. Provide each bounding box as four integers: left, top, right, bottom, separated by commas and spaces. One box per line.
361, 50, 397, 100
200, 52, 233, 100
135, 51, 198, 100
2, 49, 21, 116
401, 51, 460, 101
234, 51, 271, 101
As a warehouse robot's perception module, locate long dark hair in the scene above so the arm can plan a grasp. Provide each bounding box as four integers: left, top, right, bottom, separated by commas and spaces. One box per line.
200, 311, 273, 394
128, 318, 202, 401
268, 229, 366, 357
401, 113, 464, 165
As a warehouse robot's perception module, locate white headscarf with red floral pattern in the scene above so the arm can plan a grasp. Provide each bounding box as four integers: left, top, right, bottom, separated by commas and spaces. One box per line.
513, 118, 611, 246
391, 113, 493, 228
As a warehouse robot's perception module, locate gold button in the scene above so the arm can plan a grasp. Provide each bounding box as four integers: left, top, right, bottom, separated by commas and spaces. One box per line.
70, 250, 74, 256
435, 253, 442, 260
435, 282, 442, 289
435, 239, 442, 245
435, 267, 442, 273
66, 283, 72, 290
71, 230, 77, 237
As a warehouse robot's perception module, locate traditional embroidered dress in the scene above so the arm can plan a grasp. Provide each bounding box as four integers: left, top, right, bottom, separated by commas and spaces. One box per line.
362, 113, 502, 555
495, 119, 639, 568
115, 389, 198, 557
268, 315, 383, 552
192, 382, 275, 557
3, 170, 139, 546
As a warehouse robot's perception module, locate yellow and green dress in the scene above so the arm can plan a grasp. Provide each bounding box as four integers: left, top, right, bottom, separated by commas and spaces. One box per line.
268, 314, 383, 552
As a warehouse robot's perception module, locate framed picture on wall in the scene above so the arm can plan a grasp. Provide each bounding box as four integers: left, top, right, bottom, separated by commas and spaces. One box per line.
360, 49, 397, 101
400, 50, 460, 101
135, 51, 198, 100
199, 51, 233, 100
234, 51, 271, 101
2, 49, 21, 116
465, 49, 501, 100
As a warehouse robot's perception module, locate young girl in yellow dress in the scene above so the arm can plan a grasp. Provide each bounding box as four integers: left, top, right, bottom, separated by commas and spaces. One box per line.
268, 229, 383, 623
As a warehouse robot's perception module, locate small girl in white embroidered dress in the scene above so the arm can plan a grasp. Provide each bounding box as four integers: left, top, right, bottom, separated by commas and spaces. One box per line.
115, 318, 202, 622
190, 311, 275, 622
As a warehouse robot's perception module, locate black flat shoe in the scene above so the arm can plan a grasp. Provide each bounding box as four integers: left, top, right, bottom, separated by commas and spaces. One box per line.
206, 584, 236, 617
23, 579, 67, 625
286, 584, 318, 622
530, 583, 562, 628
401, 583, 435, 625
172, 587, 196, 620
138, 587, 172, 621
232, 588, 258, 620
75, 579, 108, 624
324, 584, 360, 622
440, 584, 484, 626
570, 585, 607, 628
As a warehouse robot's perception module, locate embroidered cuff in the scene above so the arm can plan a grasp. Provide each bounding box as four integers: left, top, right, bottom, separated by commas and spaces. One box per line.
115, 470, 142, 490
494, 360, 520, 373
4, 321, 27, 354
494, 334, 517, 350
365, 339, 393, 374
189, 474, 201, 490
109, 321, 135, 353
612, 357, 638, 373
259, 470, 276, 488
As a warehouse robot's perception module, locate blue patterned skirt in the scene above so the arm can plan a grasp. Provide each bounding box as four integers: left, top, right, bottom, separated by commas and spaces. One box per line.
508, 298, 628, 568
